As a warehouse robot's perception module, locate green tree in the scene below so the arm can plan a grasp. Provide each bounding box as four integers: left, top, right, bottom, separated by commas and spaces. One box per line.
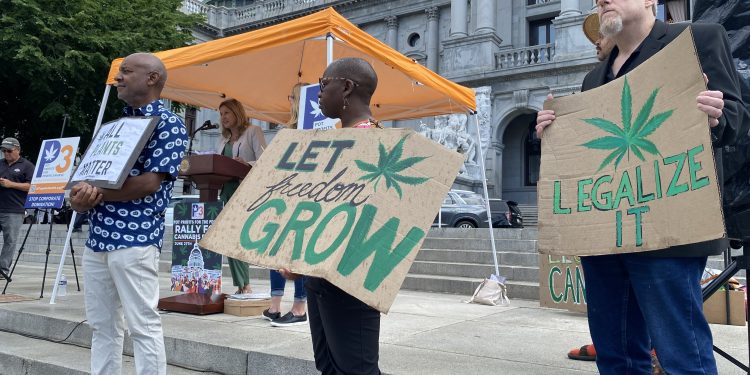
0, 0, 203, 160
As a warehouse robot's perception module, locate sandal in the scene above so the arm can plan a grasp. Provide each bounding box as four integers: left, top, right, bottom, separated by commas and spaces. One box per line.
568, 344, 596, 361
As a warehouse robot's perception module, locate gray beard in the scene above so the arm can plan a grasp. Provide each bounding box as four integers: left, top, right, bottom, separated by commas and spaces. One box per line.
600, 15, 623, 37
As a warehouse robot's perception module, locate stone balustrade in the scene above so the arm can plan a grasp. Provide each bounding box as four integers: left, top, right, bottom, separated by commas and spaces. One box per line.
495, 44, 555, 70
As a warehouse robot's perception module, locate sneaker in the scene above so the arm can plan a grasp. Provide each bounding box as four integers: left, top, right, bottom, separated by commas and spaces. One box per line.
270, 312, 307, 327
262, 308, 281, 321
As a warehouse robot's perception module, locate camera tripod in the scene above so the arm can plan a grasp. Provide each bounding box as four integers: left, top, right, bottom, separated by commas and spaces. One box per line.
2, 208, 80, 298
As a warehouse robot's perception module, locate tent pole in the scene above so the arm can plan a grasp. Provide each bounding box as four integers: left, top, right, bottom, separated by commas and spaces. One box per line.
471, 113, 500, 277
326, 32, 333, 66
51, 84, 111, 304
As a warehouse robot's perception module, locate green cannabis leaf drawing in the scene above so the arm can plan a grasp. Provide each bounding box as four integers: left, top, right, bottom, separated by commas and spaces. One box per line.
206, 205, 220, 219
581, 76, 673, 172
355, 136, 430, 198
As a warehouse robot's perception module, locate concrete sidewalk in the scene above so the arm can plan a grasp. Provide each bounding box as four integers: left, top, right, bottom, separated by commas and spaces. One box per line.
0, 264, 748, 374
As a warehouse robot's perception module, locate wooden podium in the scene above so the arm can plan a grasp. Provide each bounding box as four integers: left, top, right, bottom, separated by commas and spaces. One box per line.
157, 154, 252, 315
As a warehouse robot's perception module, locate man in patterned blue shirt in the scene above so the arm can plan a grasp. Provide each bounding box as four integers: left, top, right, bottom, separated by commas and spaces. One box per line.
70, 52, 187, 375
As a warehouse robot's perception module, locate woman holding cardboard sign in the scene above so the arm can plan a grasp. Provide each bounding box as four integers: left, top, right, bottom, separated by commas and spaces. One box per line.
216, 98, 267, 295
281, 57, 382, 375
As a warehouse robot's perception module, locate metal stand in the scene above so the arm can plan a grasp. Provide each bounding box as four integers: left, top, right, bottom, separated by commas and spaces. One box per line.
701, 241, 750, 374
2, 209, 81, 296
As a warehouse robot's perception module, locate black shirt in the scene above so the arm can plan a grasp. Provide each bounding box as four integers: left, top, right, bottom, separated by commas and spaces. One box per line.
0, 157, 35, 213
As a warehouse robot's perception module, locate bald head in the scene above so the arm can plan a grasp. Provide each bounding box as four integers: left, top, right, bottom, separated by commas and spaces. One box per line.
115, 53, 168, 107
325, 58, 378, 99
126, 53, 167, 89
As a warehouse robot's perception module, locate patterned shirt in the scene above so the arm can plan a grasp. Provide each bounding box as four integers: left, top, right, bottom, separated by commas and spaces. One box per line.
86, 100, 187, 252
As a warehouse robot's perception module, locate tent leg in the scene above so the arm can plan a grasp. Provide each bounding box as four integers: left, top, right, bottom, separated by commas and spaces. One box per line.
471, 113, 500, 277
51, 84, 111, 304
326, 33, 333, 66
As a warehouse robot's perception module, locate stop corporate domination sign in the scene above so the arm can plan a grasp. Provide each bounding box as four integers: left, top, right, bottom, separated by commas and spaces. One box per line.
537, 29, 725, 256
200, 128, 464, 313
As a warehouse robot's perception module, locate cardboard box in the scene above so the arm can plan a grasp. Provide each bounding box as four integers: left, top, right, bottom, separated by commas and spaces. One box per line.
223, 298, 271, 317
703, 289, 746, 326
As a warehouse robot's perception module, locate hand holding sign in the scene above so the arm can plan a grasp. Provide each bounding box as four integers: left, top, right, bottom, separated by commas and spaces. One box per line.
70, 182, 103, 212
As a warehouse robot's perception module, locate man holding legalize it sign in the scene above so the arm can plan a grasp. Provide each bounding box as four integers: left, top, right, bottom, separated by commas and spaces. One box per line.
70, 53, 187, 375
535, 0, 748, 374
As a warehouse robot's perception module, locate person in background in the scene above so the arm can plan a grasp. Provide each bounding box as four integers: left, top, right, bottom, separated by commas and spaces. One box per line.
215, 97, 266, 295
0, 137, 34, 278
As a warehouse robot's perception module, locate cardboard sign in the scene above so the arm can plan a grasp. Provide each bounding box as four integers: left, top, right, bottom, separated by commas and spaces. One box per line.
200, 128, 463, 313
538, 28, 725, 256
67, 117, 158, 189
25, 137, 80, 209
297, 84, 340, 130
171, 201, 223, 295
538, 255, 587, 313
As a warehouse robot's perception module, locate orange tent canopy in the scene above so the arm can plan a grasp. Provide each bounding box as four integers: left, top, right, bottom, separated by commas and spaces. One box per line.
106, 7, 475, 123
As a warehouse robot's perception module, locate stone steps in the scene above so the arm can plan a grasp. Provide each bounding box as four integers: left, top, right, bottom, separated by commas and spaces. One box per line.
0, 331, 215, 375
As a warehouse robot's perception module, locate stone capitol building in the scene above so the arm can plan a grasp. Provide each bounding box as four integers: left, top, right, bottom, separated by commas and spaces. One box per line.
179, 0, 692, 212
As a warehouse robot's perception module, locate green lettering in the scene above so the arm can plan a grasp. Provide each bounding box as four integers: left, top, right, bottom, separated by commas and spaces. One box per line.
591, 175, 613, 211
616, 210, 623, 247
635, 165, 654, 203
563, 268, 575, 303
305, 203, 357, 265
664, 152, 688, 197
549, 266, 563, 303
575, 266, 586, 304
613, 170, 635, 209
553, 181, 571, 214
627, 205, 650, 247
577, 178, 593, 212
654, 160, 663, 199
268, 201, 321, 259
240, 199, 286, 254
337, 204, 425, 291
687, 144, 709, 190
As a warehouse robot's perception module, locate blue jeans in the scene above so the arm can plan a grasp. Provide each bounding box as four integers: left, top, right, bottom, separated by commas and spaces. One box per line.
270, 270, 306, 302
582, 254, 716, 375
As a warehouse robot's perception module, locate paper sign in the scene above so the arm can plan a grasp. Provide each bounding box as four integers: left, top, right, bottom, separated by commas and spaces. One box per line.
538, 28, 725, 256
67, 117, 158, 189
25, 137, 80, 209
199, 128, 463, 313
297, 84, 340, 130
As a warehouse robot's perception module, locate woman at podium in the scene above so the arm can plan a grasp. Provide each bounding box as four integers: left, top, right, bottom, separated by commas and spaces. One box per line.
216, 98, 266, 295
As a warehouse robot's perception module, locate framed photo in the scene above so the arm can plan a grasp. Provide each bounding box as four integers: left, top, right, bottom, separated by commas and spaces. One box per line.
66, 116, 159, 190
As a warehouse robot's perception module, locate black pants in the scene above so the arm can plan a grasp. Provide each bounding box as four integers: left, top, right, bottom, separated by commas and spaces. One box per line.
305, 277, 381, 375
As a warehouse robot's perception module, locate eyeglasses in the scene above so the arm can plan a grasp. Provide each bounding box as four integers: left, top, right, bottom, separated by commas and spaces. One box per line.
318, 77, 359, 91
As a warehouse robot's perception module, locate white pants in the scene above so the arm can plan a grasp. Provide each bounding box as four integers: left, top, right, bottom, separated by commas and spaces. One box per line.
83, 246, 166, 375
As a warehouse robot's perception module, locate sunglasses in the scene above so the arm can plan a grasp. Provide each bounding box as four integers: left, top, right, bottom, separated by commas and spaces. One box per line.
318, 77, 359, 91
2, 149, 14, 153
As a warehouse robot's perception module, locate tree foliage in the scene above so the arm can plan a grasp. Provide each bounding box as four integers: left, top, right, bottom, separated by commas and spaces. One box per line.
0, 0, 203, 160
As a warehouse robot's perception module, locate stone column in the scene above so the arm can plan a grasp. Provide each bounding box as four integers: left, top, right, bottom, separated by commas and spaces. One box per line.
450, 0, 468, 37
474, 0, 496, 34
385, 16, 398, 48
426, 7, 439, 72
492, 143, 504, 198
559, 0, 582, 17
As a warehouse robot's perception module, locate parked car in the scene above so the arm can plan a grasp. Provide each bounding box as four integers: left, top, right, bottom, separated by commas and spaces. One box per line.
489, 199, 523, 228
165, 194, 200, 226
432, 190, 523, 229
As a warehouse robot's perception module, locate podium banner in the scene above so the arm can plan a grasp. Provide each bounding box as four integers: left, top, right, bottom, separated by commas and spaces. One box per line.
171, 201, 223, 295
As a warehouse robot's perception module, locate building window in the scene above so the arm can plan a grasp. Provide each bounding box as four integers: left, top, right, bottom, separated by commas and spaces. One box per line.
407, 33, 421, 47
529, 18, 555, 46
524, 121, 541, 186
